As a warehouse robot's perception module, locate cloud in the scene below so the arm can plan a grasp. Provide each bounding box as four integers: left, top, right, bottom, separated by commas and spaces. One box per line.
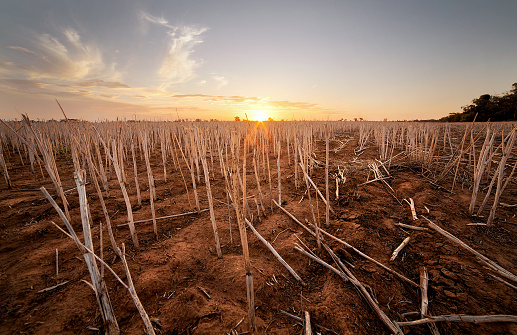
77, 79, 130, 88
138, 10, 209, 89
205, 95, 266, 104
7, 46, 45, 60
169, 93, 318, 110
158, 25, 208, 88
268, 100, 320, 110
171, 94, 210, 98
170, 94, 263, 104
6, 28, 121, 82
0, 78, 46, 91
138, 10, 173, 34
212, 75, 228, 89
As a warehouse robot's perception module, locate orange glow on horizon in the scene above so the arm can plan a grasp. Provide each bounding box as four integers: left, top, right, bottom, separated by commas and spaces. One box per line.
244, 119, 273, 147
252, 111, 268, 122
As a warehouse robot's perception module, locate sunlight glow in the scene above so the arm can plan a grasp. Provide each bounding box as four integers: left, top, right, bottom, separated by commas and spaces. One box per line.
253, 111, 268, 122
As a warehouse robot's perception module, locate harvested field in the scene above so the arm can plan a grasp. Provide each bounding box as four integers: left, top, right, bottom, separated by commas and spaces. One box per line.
0, 120, 516, 334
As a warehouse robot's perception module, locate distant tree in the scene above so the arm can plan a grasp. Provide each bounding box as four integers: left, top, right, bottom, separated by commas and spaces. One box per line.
267, 117, 274, 122
441, 83, 517, 122
234, 116, 241, 121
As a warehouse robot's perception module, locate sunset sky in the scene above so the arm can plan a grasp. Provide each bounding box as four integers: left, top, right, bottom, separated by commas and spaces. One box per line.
1, 0, 516, 121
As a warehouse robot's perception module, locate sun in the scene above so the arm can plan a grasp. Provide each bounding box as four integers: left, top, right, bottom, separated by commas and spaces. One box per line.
253, 111, 268, 122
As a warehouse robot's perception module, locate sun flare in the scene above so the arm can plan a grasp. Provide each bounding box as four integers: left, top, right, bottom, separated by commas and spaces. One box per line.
253, 111, 268, 122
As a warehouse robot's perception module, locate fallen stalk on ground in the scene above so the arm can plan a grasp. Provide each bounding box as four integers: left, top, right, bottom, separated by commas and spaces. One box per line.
41, 183, 156, 335
423, 216, 517, 283
245, 218, 305, 284
396, 314, 517, 327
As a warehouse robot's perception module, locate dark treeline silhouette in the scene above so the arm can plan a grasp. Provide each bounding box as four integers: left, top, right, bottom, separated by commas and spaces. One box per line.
440, 83, 517, 122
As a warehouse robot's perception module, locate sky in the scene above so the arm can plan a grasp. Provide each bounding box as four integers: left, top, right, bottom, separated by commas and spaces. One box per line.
0, 0, 516, 121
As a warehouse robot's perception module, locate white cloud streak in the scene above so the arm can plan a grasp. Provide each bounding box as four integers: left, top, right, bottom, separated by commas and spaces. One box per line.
6, 28, 121, 82
139, 10, 173, 33
212, 75, 228, 90
158, 25, 208, 89
7, 46, 44, 59
137, 11, 209, 88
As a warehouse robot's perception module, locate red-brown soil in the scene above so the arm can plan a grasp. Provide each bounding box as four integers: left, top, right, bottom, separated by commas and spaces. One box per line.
1, 132, 516, 334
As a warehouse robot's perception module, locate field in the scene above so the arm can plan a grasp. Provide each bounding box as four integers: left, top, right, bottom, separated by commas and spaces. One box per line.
0, 119, 516, 335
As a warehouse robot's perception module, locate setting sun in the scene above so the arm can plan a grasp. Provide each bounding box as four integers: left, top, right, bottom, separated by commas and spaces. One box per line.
253, 111, 268, 122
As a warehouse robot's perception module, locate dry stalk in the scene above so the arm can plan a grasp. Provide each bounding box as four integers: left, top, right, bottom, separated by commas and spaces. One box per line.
231, 132, 256, 334
0, 138, 12, 189
117, 209, 209, 227
304, 311, 312, 335
294, 245, 349, 281
298, 162, 335, 214
324, 244, 403, 335
245, 218, 304, 283
316, 226, 418, 288
172, 133, 192, 207
423, 216, 517, 283
275, 200, 417, 288
298, 145, 320, 248
252, 149, 266, 213
266, 140, 273, 213
325, 124, 330, 227
279, 310, 336, 334
487, 128, 516, 225
277, 140, 281, 205
469, 128, 495, 214
390, 236, 411, 261
41, 174, 120, 334
420, 266, 429, 315
111, 139, 139, 248
195, 128, 222, 258
55, 248, 59, 278
396, 314, 517, 327
46, 199, 156, 335
120, 244, 157, 335
394, 222, 428, 231
187, 132, 201, 212
75, 170, 119, 334
420, 267, 441, 334
22, 115, 71, 220
403, 198, 418, 220
129, 130, 142, 206
84, 141, 119, 253
141, 132, 157, 238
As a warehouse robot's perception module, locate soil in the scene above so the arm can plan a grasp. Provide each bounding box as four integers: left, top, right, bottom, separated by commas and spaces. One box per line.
0, 131, 516, 335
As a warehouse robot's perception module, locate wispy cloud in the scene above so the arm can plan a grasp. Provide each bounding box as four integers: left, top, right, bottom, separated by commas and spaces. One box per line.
171, 94, 210, 98
138, 10, 173, 34
268, 100, 320, 110
137, 10, 209, 88
6, 28, 121, 82
170, 93, 320, 111
212, 75, 228, 90
77, 79, 130, 88
0, 78, 46, 91
7, 46, 45, 59
158, 25, 208, 88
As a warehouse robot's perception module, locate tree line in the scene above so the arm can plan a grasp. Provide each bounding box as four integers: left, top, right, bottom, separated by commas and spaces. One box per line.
440, 83, 517, 122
